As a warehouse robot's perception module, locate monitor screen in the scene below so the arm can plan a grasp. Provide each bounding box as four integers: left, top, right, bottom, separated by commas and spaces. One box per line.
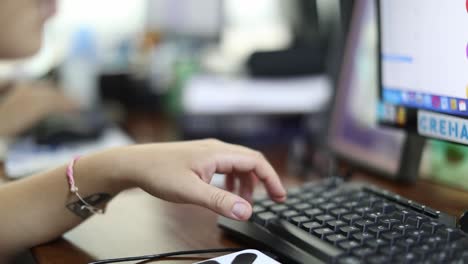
329, 0, 404, 177
379, 0, 468, 145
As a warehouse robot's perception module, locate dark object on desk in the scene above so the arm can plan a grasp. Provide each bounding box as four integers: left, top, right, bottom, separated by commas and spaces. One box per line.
246, 45, 325, 77
33, 111, 108, 145
218, 177, 467, 263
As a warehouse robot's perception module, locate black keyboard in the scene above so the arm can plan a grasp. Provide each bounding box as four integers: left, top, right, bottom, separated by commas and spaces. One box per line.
218, 178, 468, 263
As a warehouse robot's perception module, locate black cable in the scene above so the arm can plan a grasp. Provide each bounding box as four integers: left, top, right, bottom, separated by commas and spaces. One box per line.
88, 248, 246, 264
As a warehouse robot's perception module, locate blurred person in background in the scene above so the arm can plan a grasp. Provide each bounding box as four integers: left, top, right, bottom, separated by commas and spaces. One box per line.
0, 80, 76, 138
0, 0, 287, 262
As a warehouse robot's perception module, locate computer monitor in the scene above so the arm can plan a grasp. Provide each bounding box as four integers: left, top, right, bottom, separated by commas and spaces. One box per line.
378, 1, 468, 146
328, 0, 406, 179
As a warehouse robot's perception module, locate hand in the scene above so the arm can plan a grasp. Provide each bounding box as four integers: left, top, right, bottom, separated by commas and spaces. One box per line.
106, 139, 287, 221
0, 81, 77, 137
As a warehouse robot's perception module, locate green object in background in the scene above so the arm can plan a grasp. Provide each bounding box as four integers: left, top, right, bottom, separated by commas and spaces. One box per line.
164, 58, 199, 116
428, 140, 468, 190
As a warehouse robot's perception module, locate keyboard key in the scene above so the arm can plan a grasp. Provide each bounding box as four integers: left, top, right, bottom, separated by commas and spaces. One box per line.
413, 244, 432, 259
392, 224, 416, 235
320, 202, 338, 213
315, 214, 335, 225
308, 186, 326, 195
301, 221, 321, 232
367, 225, 389, 238
260, 200, 275, 207
268, 219, 345, 263
366, 255, 390, 264
354, 206, 373, 216
427, 251, 449, 263
270, 204, 288, 213
309, 197, 327, 205
352, 247, 374, 258
444, 239, 468, 258
339, 225, 360, 238
350, 191, 369, 201
379, 218, 401, 229
331, 208, 349, 218
293, 203, 311, 211
394, 252, 421, 263
298, 192, 315, 200
343, 201, 359, 210
337, 256, 361, 264
304, 208, 323, 218
322, 190, 342, 199
379, 245, 404, 257
420, 221, 443, 234
422, 235, 444, 249
326, 233, 347, 245
313, 227, 334, 239
254, 211, 277, 226
381, 231, 403, 245
354, 219, 376, 232
281, 210, 299, 220
373, 202, 396, 214
285, 197, 301, 205
326, 220, 347, 231
331, 196, 347, 204
435, 227, 464, 242
286, 187, 301, 196
365, 212, 385, 223
405, 215, 429, 228
338, 240, 361, 252
365, 238, 389, 250
395, 237, 417, 252
290, 215, 310, 226
252, 205, 266, 214
391, 209, 414, 222
342, 213, 361, 225
362, 197, 384, 207
352, 232, 374, 244
407, 230, 428, 242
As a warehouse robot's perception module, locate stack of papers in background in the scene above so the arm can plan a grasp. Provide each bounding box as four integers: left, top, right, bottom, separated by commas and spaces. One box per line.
5, 128, 133, 178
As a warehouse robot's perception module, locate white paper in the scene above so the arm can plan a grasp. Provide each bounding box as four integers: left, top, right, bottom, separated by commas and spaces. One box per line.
183, 75, 331, 114
5, 128, 133, 178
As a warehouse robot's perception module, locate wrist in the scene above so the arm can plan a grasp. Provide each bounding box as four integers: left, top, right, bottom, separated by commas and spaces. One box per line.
81, 147, 137, 194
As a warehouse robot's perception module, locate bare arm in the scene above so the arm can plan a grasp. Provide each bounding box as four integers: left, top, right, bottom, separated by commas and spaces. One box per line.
0, 139, 286, 259
0, 151, 126, 258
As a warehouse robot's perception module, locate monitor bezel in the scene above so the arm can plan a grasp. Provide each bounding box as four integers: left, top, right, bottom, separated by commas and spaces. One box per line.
327, 0, 406, 180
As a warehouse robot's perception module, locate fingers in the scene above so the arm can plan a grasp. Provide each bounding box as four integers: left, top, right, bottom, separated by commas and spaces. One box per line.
225, 174, 235, 192
238, 172, 255, 203
210, 142, 286, 202
191, 179, 252, 221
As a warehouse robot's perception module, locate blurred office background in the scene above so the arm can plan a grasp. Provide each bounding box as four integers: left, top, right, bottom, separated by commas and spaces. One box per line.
0, 0, 341, 175
0, 0, 467, 191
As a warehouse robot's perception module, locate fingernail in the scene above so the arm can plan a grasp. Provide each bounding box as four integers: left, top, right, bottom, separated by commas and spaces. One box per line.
232, 202, 247, 219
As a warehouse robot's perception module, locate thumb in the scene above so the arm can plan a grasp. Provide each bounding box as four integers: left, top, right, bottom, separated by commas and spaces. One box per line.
193, 180, 252, 221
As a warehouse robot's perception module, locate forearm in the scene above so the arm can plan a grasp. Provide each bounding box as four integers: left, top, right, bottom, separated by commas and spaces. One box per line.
0, 149, 131, 257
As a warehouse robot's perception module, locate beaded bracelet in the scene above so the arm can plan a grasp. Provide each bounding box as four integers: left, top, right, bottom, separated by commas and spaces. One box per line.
67, 156, 104, 214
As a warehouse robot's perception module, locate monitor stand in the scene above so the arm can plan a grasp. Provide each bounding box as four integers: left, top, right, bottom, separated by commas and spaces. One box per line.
396, 133, 426, 183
